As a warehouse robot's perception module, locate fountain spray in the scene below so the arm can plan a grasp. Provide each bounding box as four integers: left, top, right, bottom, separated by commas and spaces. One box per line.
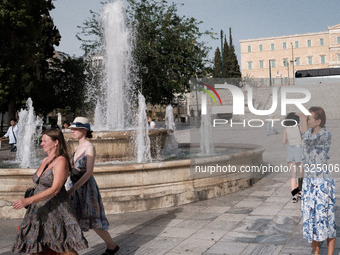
16, 98, 43, 168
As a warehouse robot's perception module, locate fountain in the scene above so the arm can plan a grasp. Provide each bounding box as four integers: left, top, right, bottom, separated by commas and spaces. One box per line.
64, 0, 169, 162
199, 109, 214, 156
93, 0, 134, 130
0, 0, 265, 218
16, 98, 43, 168
135, 93, 151, 163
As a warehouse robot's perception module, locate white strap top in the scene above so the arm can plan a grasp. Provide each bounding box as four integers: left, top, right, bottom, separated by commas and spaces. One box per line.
286, 125, 302, 146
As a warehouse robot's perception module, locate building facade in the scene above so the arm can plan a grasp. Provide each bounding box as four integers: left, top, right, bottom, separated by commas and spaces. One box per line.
240, 24, 340, 85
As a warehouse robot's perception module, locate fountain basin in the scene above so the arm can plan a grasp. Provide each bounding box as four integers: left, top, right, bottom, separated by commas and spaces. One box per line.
64, 129, 171, 162
0, 143, 264, 219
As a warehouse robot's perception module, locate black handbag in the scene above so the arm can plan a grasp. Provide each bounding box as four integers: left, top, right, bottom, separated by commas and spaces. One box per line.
70, 168, 85, 183
24, 188, 35, 209
23, 156, 56, 209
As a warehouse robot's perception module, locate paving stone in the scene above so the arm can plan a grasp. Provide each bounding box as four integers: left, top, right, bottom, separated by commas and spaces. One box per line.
240, 244, 282, 255
204, 241, 248, 255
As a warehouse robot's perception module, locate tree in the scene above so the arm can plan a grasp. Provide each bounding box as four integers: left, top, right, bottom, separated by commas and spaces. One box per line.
228, 28, 241, 78
212, 47, 222, 78
0, 0, 60, 118
128, 0, 210, 104
54, 55, 88, 117
222, 36, 230, 78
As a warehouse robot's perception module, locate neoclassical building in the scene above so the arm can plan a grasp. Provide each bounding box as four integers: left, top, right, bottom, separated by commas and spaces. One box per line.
240, 24, 340, 84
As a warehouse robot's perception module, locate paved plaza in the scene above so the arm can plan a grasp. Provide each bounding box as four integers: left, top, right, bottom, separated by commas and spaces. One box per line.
0, 120, 340, 255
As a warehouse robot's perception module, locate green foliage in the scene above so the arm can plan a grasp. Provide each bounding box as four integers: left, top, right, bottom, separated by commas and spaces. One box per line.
228, 28, 241, 78
213, 47, 222, 78
222, 36, 230, 78
213, 27, 241, 79
128, 0, 210, 104
76, 10, 104, 56
0, 0, 60, 117
54, 55, 88, 116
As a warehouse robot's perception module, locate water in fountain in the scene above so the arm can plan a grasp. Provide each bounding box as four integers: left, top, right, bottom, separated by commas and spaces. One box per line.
135, 93, 151, 163
162, 105, 178, 156
93, 0, 135, 130
199, 109, 214, 156
16, 98, 43, 168
165, 105, 176, 131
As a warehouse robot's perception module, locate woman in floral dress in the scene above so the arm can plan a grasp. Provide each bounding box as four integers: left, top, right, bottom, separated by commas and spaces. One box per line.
299, 107, 336, 255
68, 117, 119, 255
12, 129, 88, 254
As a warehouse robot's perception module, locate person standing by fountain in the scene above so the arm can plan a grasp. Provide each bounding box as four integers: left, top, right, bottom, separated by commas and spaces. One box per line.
0, 118, 18, 152
12, 129, 88, 254
298, 107, 336, 255
68, 117, 119, 255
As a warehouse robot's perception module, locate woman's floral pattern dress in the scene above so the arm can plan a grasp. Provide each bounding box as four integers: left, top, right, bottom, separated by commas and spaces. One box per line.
70, 149, 109, 231
12, 165, 88, 253
301, 127, 336, 243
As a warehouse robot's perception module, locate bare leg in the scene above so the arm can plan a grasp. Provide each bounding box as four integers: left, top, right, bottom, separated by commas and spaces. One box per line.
327, 237, 336, 255
94, 228, 118, 250
289, 162, 298, 191
312, 240, 321, 255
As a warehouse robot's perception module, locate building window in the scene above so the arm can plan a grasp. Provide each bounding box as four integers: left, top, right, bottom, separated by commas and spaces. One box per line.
248, 61, 253, 70
283, 58, 288, 66
282, 42, 287, 49
338, 54, 340, 61
320, 38, 324, 46
271, 43, 275, 50
320, 55, 326, 64
248, 45, 252, 52
270, 60, 276, 68
295, 57, 300, 66
259, 60, 264, 69
307, 39, 312, 47
308, 57, 313, 65
337, 37, 340, 44
259, 44, 263, 51
295, 41, 299, 48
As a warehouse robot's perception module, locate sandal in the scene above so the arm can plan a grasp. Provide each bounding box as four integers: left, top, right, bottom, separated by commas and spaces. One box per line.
292, 195, 298, 203
102, 246, 120, 255
291, 187, 300, 196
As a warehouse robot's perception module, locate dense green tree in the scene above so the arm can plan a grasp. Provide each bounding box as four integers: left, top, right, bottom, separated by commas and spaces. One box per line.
228, 28, 241, 78
222, 36, 230, 78
212, 47, 222, 78
128, 0, 210, 104
0, 0, 60, 118
54, 55, 88, 117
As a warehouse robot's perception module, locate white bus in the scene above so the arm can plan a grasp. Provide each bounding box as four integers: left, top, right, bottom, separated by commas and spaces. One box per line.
294, 67, 340, 85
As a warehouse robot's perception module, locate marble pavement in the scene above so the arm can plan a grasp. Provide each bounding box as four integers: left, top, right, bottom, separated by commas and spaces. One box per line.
0, 120, 340, 255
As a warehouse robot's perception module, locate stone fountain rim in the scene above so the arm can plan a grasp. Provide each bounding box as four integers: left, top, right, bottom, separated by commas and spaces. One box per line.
63, 128, 172, 140
0, 143, 264, 175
